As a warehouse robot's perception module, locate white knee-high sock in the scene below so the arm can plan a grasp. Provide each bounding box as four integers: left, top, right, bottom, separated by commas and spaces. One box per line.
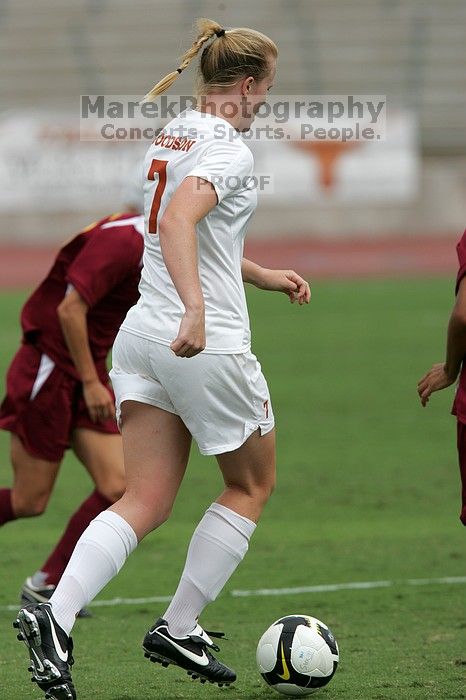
49, 510, 137, 635
163, 502, 256, 637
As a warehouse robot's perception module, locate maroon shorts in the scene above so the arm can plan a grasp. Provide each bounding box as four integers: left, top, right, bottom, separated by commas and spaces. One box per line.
456, 421, 466, 525
0, 343, 119, 462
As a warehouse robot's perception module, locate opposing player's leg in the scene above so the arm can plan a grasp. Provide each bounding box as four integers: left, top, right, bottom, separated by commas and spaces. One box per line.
16, 401, 191, 699
24, 431, 125, 604
0, 346, 71, 526
6, 434, 61, 521
22, 381, 123, 603
73, 428, 126, 503
456, 421, 466, 525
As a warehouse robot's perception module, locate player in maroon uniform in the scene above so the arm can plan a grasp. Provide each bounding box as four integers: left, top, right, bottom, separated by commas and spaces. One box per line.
418, 228, 466, 525
0, 212, 144, 607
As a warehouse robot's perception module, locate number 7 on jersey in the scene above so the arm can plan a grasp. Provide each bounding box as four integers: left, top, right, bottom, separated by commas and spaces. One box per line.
147, 159, 168, 234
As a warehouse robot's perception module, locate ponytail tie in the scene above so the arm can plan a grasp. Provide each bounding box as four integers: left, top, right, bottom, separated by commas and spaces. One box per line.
215, 29, 226, 37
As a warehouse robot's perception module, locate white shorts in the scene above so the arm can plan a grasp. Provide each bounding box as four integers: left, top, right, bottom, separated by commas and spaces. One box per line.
110, 329, 275, 455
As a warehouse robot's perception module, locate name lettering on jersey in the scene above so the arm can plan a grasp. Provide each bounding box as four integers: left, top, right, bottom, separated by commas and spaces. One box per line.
153, 131, 196, 152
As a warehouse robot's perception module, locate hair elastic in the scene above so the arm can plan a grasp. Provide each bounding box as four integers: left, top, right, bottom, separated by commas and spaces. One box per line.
176, 68, 183, 74
215, 29, 226, 37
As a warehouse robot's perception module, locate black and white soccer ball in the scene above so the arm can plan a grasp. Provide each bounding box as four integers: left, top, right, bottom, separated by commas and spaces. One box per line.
256, 614, 339, 696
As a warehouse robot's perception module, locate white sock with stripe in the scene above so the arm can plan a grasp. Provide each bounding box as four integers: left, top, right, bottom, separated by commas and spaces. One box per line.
163, 502, 256, 637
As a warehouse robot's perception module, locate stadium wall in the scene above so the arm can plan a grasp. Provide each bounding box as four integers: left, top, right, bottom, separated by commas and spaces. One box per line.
0, 0, 465, 245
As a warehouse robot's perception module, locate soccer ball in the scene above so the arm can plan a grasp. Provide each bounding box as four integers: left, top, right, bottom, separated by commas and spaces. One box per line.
256, 614, 339, 696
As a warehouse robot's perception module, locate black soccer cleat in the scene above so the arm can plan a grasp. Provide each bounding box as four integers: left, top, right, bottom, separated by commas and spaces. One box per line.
21, 577, 91, 618
14, 603, 76, 700
143, 617, 236, 687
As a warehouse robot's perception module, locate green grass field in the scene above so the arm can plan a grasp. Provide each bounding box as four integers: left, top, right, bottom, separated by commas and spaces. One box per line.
0, 279, 465, 700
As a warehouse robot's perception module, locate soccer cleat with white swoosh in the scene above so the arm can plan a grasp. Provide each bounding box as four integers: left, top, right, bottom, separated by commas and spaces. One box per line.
14, 603, 76, 700
143, 617, 236, 686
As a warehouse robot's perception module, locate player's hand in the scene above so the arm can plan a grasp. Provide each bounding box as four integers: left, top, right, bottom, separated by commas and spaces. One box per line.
417, 363, 456, 407
83, 379, 116, 422
170, 308, 206, 358
258, 269, 311, 305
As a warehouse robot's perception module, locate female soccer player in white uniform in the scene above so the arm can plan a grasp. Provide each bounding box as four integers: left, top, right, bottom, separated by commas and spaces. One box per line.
15, 19, 310, 699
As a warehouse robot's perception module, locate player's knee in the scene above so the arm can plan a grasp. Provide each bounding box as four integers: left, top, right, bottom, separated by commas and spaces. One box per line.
120, 490, 173, 535
256, 470, 276, 504
145, 497, 173, 528
155, 505, 172, 528
99, 479, 126, 504
266, 475, 276, 499
255, 476, 275, 505
227, 476, 275, 507
12, 493, 49, 518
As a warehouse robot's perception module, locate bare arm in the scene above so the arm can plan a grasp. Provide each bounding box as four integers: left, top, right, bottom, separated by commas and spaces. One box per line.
57, 289, 115, 421
241, 258, 311, 305
417, 277, 466, 406
241, 258, 267, 286
158, 177, 218, 358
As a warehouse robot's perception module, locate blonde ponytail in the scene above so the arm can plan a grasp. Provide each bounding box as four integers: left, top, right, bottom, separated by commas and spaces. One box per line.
142, 18, 277, 102
142, 18, 224, 102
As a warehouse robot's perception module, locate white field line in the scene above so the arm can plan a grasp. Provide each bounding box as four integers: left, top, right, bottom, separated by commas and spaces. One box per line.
230, 576, 466, 597
3, 576, 466, 612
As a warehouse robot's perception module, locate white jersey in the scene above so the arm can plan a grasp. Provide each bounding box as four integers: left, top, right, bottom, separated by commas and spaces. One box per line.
121, 108, 257, 353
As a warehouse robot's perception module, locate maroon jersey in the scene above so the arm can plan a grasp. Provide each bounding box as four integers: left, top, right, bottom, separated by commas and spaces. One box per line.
20, 213, 144, 380
452, 229, 466, 422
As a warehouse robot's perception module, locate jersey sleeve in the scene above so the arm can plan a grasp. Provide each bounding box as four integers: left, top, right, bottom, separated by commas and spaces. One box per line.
455, 229, 466, 294
66, 227, 142, 307
186, 140, 254, 203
